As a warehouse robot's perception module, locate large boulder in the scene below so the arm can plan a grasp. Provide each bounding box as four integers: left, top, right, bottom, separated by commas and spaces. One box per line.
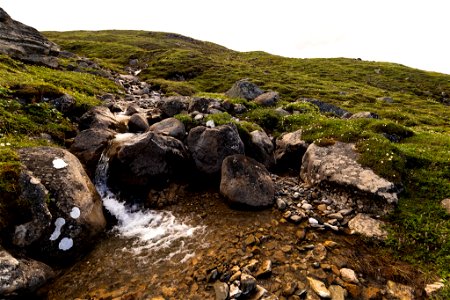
253, 91, 279, 106
79, 106, 123, 131
246, 130, 275, 169
0, 247, 54, 297
159, 96, 189, 117
225, 79, 264, 100
187, 124, 245, 174
274, 129, 308, 171
148, 117, 186, 141
300, 142, 398, 214
108, 132, 188, 187
220, 155, 274, 208
70, 128, 116, 174
0, 8, 59, 68
15, 147, 106, 262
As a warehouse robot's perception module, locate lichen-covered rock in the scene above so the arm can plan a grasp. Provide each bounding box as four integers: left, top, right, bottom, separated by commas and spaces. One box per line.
246, 130, 275, 169
348, 213, 388, 240
253, 91, 279, 106
0, 247, 54, 297
225, 79, 264, 100
220, 155, 274, 208
108, 132, 188, 187
274, 129, 308, 171
187, 124, 244, 174
70, 128, 116, 174
0, 8, 59, 67
300, 142, 398, 214
16, 147, 106, 262
149, 117, 186, 141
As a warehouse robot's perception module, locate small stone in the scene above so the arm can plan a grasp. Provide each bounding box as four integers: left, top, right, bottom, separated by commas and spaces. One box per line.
338, 208, 353, 216
245, 259, 259, 272
363, 286, 382, 299
283, 211, 292, 219
293, 192, 301, 199
308, 218, 319, 225
348, 213, 388, 240
327, 212, 343, 220
240, 273, 257, 295
313, 243, 327, 261
387, 280, 415, 300
229, 271, 241, 283
290, 214, 303, 223
302, 203, 313, 210
328, 285, 347, 300
324, 223, 339, 231
344, 283, 361, 299
256, 260, 272, 278
323, 240, 338, 248
281, 245, 293, 253
229, 283, 242, 298
441, 198, 450, 214
317, 204, 327, 211
194, 113, 204, 120
214, 281, 229, 300
276, 198, 287, 210
247, 285, 268, 300
425, 280, 445, 297
245, 235, 257, 246
282, 281, 298, 296
340, 268, 359, 283
307, 277, 331, 298
296, 229, 306, 240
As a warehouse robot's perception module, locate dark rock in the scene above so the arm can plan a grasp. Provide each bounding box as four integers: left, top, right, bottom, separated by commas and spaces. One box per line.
0, 8, 59, 67
149, 117, 186, 141
48, 94, 75, 115
16, 147, 106, 262
79, 106, 122, 131
70, 128, 116, 174
274, 129, 308, 171
0, 247, 54, 297
128, 113, 149, 133
187, 124, 244, 174
189, 97, 214, 113
125, 104, 142, 116
108, 131, 188, 187
253, 91, 279, 106
300, 142, 398, 214
302, 98, 350, 118
246, 130, 275, 169
159, 96, 189, 117
225, 79, 264, 100
233, 103, 247, 114
240, 273, 257, 295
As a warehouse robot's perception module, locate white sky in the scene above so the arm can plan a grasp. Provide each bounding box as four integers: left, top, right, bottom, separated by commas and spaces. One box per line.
2, 0, 450, 74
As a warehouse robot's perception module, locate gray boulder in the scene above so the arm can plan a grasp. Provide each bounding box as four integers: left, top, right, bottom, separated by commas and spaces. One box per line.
70, 128, 116, 174
246, 130, 275, 169
220, 155, 274, 208
302, 98, 350, 118
253, 91, 279, 106
128, 113, 149, 133
300, 142, 398, 214
225, 79, 264, 100
159, 96, 189, 117
79, 106, 123, 131
16, 147, 106, 261
108, 131, 188, 187
48, 94, 75, 115
187, 124, 245, 174
0, 247, 54, 297
148, 117, 186, 141
274, 129, 308, 171
0, 8, 59, 68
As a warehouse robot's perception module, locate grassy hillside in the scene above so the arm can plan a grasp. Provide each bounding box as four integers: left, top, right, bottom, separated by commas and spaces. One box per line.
0, 30, 448, 295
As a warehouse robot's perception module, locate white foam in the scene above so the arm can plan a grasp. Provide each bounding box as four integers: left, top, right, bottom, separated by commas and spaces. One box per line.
49, 217, 66, 241
59, 237, 73, 251
52, 158, 68, 169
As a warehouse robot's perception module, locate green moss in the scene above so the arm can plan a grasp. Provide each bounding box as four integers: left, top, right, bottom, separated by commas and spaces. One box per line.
245, 108, 282, 132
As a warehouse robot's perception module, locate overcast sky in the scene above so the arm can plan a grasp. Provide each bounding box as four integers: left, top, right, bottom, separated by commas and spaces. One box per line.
2, 0, 449, 74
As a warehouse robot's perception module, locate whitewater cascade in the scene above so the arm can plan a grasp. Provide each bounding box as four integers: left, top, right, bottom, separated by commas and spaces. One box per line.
94, 137, 204, 260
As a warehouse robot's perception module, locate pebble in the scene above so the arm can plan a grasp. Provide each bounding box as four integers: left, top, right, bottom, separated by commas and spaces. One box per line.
327, 212, 343, 220
213, 281, 229, 300
293, 192, 301, 199
229, 283, 242, 298
329, 285, 347, 300
276, 198, 287, 210
340, 268, 359, 283
308, 218, 319, 225
240, 273, 257, 295
256, 260, 272, 278
289, 215, 302, 223
302, 203, 313, 210
307, 277, 331, 298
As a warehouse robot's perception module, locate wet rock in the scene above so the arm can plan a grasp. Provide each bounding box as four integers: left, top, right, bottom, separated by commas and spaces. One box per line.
0, 247, 54, 297
246, 130, 275, 169
225, 79, 264, 100
48, 94, 75, 115
340, 268, 359, 283
79, 106, 123, 131
307, 277, 331, 298
348, 111, 379, 119
328, 285, 347, 300
441, 198, 450, 214
348, 213, 388, 240
240, 273, 257, 295
0, 8, 59, 68
300, 142, 398, 214
213, 281, 229, 300
108, 131, 188, 187
220, 155, 274, 208
229, 282, 242, 298
128, 113, 149, 132
70, 128, 116, 174
253, 91, 279, 106
159, 96, 189, 117
274, 129, 308, 171
16, 147, 106, 262
125, 104, 142, 116
149, 117, 186, 141
256, 260, 272, 278
187, 124, 244, 175
386, 280, 415, 300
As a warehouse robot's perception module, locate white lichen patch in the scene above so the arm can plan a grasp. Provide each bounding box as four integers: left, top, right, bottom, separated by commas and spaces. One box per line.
30, 176, 41, 185
70, 207, 81, 219
49, 217, 65, 241
59, 237, 73, 251
52, 158, 68, 169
